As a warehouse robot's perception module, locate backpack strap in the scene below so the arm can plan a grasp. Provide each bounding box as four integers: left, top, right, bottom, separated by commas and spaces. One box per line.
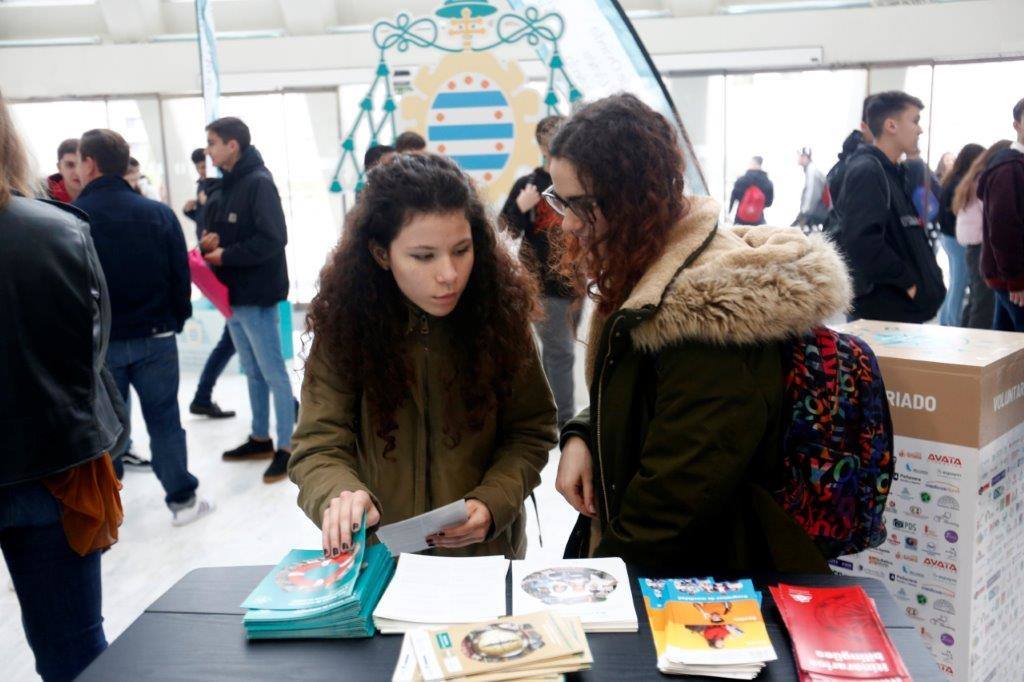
834, 154, 892, 225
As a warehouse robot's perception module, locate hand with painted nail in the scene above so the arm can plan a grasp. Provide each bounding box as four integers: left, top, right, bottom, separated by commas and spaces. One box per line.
425, 499, 493, 550
321, 489, 380, 557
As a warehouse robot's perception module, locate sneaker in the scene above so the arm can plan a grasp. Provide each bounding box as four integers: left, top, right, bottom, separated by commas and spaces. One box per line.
189, 401, 236, 419
263, 450, 291, 484
121, 452, 152, 468
171, 498, 216, 527
222, 436, 274, 461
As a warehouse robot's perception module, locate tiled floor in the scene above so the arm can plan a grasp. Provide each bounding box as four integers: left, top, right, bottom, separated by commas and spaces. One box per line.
2, 323, 588, 682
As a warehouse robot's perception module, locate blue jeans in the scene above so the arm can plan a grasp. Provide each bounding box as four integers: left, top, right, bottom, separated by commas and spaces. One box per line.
227, 305, 295, 449
193, 324, 235, 405
993, 290, 1024, 332
106, 335, 198, 506
0, 482, 106, 681
535, 296, 581, 428
939, 234, 968, 327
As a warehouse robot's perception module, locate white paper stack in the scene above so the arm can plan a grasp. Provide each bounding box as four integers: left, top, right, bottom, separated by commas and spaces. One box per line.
373, 554, 509, 634
510, 557, 637, 633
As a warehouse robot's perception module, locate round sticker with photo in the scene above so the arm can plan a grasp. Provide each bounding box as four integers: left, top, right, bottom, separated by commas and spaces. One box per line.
521, 567, 618, 605
274, 545, 359, 592
462, 622, 545, 663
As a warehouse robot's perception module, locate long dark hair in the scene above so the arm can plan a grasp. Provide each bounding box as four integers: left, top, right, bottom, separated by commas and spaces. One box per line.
548, 93, 689, 314
952, 140, 1012, 215
306, 153, 539, 455
941, 143, 984, 190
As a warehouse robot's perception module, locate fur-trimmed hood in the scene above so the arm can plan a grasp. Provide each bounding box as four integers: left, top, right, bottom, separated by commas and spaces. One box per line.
584, 197, 851, 378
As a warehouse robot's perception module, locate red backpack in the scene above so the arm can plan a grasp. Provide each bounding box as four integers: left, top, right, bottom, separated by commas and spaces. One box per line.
737, 185, 766, 223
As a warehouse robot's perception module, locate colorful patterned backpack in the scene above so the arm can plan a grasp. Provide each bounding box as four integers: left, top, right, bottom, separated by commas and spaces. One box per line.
775, 327, 895, 559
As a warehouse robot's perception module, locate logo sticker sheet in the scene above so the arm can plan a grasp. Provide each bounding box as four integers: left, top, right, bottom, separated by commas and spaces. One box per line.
832, 429, 1024, 680
461, 622, 545, 663
520, 567, 618, 606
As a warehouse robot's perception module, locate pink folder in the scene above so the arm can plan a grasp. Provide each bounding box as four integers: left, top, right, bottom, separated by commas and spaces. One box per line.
188, 248, 232, 318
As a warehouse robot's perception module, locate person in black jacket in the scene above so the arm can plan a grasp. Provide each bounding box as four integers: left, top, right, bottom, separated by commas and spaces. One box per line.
75, 128, 213, 526
823, 96, 876, 238
728, 156, 774, 225
183, 146, 236, 419
500, 115, 581, 427
1, 98, 125, 681
201, 117, 295, 483
183, 146, 221, 241
835, 91, 945, 323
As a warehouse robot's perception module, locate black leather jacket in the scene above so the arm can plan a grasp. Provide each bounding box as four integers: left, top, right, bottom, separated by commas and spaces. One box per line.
0, 196, 125, 486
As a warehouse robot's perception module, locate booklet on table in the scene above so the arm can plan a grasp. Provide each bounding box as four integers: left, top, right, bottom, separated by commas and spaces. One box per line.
392, 611, 593, 682
510, 557, 637, 632
373, 554, 509, 634
239, 516, 396, 639
770, 583, 910, 682
640, 576, 776, 679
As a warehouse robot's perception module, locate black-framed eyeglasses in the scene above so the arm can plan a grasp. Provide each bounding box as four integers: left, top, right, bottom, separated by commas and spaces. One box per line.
542, 186, 598, 224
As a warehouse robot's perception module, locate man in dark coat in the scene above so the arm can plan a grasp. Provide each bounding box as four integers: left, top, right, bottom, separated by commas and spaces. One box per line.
201, 116, 295, 483
74, 128, 213, 526
834, 91, 945, 323
979, 97, 1024, 332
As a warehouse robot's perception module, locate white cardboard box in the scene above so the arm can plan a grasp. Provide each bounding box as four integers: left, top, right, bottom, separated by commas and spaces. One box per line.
830, 320, 1024, 681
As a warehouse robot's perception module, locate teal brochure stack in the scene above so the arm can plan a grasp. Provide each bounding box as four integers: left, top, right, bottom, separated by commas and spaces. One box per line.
240, 522, 395, 639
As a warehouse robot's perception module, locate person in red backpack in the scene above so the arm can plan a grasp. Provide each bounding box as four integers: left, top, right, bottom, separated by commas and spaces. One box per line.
728, 156, 774, 226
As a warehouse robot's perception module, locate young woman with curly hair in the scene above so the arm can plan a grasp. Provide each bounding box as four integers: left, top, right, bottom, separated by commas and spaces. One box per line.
289, 153, 557, 559
549, 94, 852, 575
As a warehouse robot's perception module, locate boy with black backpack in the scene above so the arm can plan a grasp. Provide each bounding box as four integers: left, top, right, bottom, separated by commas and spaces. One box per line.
834, 91, 946, 323
728, 156, 774, 225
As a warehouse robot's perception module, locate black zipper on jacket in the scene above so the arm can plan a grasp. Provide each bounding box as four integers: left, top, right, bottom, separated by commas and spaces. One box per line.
419, 312, 432, 512
593, 315, 624, 525
591, 223, 718, 528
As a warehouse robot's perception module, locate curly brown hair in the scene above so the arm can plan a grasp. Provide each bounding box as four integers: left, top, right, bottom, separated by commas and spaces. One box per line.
306, 153, 539, 455
548, 93, 689, 314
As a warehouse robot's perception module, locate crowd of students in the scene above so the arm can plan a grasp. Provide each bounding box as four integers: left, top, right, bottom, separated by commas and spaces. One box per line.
728, 92, 1024, 332
2, 84, 1022, 681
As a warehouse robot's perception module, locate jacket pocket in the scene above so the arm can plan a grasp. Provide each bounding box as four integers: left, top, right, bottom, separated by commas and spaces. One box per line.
901, 222, 945, 314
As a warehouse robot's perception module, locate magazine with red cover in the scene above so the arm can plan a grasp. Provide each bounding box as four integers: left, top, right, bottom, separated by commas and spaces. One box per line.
770, 584, 910, 681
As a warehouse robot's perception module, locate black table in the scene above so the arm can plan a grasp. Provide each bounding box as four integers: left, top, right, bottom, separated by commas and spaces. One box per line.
80, 566, 944, 681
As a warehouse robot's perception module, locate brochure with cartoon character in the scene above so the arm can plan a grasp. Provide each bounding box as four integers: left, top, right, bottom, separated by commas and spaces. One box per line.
638, 578, 669, 660
663, 578, 776, 669
243, 544, 395, 638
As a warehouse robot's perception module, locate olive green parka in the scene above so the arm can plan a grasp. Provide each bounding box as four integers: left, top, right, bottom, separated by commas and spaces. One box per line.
561, 197, 852, 576
290, 307, 558, 559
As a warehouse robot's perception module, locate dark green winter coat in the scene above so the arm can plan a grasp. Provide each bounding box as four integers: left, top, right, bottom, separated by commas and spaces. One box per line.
561, 197, 852, 576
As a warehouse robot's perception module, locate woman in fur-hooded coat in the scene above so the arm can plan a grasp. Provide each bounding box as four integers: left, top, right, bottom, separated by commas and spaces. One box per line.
549, 96, 852, 577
